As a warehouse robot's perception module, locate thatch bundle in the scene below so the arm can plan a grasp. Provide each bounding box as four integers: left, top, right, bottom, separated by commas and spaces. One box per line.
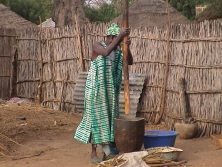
0, 4, 36, 29
112, 0, 189, 29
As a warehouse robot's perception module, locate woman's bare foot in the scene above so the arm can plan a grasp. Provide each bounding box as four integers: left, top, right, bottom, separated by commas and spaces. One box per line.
102, 153, 106, 161
91, 144, 102, 163
102, 153, 117, 161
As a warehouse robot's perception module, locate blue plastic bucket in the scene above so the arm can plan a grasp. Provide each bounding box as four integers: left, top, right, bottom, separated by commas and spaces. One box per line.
110, 146, 119, 154
144, 130, 178, 149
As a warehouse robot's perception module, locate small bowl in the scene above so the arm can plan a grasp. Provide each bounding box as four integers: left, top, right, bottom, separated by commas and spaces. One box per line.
146, 146, 183, 161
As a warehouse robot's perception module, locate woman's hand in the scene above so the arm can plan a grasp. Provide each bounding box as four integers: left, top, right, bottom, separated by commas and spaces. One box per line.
119, 28, 130, 37
125, 38, 131, 46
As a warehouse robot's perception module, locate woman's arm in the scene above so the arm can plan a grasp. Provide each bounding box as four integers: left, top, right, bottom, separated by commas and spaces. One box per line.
93, 28, 130, 57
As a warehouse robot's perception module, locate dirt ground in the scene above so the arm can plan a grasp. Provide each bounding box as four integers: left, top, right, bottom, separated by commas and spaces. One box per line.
0, 102, 222, 167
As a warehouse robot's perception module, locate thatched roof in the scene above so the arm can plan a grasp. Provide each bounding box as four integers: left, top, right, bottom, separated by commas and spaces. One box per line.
0, 4, 37, 29
112, 0, 190, 30
195, 1, 222, 22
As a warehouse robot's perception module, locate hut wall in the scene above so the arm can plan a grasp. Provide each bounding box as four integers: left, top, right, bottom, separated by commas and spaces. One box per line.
0, 28, 17, 99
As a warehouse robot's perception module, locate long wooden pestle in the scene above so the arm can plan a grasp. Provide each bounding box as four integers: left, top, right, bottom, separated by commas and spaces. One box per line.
122, 0, 130, 115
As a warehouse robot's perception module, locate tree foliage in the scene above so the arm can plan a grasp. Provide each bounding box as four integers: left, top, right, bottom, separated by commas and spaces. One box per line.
84, 3, 120, 23
0, 0, 9, 6
169, 0, 222, 20
83, 0, 137, 23
0, 0, 53, 24
196, 0, 222, 20
0, 0, 222, 24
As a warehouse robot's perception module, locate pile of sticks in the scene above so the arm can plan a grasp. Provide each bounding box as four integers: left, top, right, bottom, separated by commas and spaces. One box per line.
95, 155, 127, 167
142, 153, 186, 167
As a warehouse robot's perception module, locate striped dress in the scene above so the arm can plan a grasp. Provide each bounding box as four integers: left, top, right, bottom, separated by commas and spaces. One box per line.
74, 42, 123, 145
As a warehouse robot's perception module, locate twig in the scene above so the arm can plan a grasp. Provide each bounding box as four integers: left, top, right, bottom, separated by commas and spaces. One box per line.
0, 133, 35, 151
0, 151, 6, 156
12, 147, 54, 160
12, 151, 44, 160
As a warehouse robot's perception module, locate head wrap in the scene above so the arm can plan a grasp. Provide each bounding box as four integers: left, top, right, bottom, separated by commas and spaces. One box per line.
106, 23, 120, 36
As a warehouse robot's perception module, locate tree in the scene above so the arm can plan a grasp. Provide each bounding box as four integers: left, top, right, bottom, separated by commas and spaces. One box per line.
53, 0, 86, 28
0, 0, 54, 24
84, 2, 120, 23
0, 0, 9, 6
39, 0, 54, 21
168, 0, 220, 20
196, 0, 222, 21
9, 0, 43, 24
83, 0, 137, 23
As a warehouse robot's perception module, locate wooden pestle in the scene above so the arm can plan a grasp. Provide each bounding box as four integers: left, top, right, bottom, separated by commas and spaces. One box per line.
122, 0, 130, 115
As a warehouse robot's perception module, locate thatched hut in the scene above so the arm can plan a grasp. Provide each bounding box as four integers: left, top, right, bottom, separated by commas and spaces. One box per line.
112, 0, 190, 29
0, 4, 37, 99
0, 4, 37, 29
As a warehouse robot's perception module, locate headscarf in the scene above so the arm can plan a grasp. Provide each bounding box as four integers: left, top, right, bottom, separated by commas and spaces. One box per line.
106, 23, 120, 36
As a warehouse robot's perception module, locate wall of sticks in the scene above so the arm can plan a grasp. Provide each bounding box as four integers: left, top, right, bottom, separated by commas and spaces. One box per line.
1, 20, 222, 137
0, 28, 17, 99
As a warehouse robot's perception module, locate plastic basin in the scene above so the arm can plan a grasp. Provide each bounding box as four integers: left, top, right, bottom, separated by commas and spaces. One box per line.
110, 146, 119, 154
144, 130, 178, 149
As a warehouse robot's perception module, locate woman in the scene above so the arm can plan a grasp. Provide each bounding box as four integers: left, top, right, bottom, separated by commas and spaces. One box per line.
74, 23, 133, 163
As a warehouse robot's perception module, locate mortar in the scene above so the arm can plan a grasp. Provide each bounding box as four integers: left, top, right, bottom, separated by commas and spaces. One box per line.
114, 117, 145, 153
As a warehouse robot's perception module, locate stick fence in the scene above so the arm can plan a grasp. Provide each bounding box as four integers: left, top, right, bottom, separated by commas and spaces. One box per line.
1, 20, 222, 137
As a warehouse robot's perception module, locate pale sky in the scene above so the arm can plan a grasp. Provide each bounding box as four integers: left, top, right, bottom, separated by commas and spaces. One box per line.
85, 0, 111, 7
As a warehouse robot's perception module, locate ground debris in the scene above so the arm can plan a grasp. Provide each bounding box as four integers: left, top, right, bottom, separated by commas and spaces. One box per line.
0, 103, 80, 157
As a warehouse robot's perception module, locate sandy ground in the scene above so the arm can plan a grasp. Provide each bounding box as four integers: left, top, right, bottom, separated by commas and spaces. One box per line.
0, 102, 222, 167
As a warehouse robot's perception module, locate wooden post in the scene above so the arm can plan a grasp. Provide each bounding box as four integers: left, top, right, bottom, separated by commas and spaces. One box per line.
75, 8, 85, 72
154, 0, 171, 124
178, 78, 190, 123
10, 44, 16, 98
37, 16, 43, 104
122, 0, 130, 115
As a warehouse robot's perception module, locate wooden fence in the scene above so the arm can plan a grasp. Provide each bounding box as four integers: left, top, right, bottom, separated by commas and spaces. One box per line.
1, 20, 222, 137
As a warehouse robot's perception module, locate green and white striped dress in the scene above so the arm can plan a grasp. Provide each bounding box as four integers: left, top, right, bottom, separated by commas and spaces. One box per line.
74, 42, 123, 145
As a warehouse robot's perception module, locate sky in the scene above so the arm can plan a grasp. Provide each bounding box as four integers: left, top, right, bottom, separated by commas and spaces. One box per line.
85, 0, 111, 7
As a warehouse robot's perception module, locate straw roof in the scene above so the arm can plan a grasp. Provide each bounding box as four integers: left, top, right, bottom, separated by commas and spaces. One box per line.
195, 2, 222, 22
112, 0, 190, 29
0, 4, 37, 29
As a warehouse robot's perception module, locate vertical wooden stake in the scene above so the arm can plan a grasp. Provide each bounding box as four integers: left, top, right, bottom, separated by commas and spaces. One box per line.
10, 45, 16, 98
155, 0, 171, 124
75, 8, 85, 72
178, 78, 189, 123
122, 0, 130, 115
38, 16, 43, 104
59, 73, 69, 111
